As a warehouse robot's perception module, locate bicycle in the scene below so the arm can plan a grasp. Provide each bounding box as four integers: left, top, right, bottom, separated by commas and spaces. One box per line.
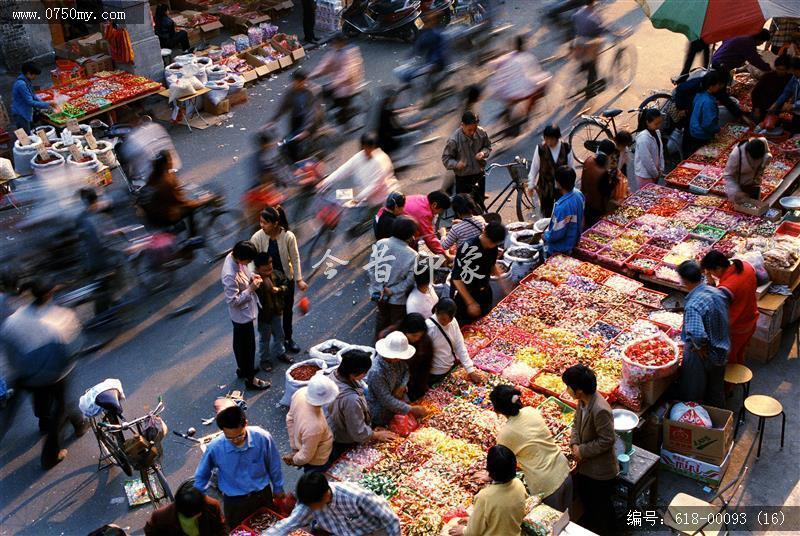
483, 156, 533, 221
87, 388, 173, 508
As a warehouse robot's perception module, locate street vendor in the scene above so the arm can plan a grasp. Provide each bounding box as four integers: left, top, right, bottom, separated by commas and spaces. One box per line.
426, 298, 484, 385
10, 62, 52, 132
490, 385, 572, 512
365, 331, 429, 426
527, 125, 574, 218
751, 54, 793, 122
768, 56, 800, 133
562, 364, 617, 534
154, 4, 190, 52
324, 348, 397, 466
722, 137, 771, 202
676, 260, 730, 408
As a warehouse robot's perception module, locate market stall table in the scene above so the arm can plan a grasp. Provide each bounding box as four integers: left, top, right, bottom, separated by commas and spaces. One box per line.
615, 447, 659, 511
157, 86, 211, 131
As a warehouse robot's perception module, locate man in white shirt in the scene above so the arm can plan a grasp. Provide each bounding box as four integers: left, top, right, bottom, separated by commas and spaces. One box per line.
406, 267, 439, 317
425, 297, 484, 385
526, 125, 575, 218
318, 133, 397, 236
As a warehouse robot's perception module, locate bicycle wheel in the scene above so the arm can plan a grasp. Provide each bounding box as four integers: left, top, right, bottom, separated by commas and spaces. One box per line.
515, 185, 534, 222
130, 251, 173, 293
639, 92, 672, 113
141, 466, 172, 507
609, 45, 637, 92
204, 209, 246, 260
94, 423, 133, 476
569, 120, 614, 164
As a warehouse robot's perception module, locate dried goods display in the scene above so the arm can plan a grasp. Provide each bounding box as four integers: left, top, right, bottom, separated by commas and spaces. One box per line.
37, 71, 162, 125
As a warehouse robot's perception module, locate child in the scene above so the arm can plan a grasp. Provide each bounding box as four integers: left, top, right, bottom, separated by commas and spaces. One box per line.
254, 253, 289, 372
686, 71, 724, 155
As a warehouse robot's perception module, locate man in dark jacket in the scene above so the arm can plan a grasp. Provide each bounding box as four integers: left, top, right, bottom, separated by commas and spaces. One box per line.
441, 111, 492, 210
0, 278, 88, 469
270, 69, 323, 162
145, 480, 227, 536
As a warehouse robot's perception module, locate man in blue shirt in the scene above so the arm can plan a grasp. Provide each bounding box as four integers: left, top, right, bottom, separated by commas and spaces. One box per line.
685, 71, 725, 156
194, 405, 285, 528
10, 62, 51, 133
677, 261, 730, 408
545, 166, 585, 256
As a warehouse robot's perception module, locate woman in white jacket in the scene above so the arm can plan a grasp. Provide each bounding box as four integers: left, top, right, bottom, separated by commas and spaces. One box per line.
634, 109, 665, 189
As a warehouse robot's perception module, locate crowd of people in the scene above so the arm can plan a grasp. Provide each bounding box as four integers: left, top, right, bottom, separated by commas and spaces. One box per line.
1, 7, 795, 536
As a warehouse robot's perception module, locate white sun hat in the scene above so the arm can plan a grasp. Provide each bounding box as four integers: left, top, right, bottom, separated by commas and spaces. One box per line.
375, 331, 416, 360
305, 372, 340, 406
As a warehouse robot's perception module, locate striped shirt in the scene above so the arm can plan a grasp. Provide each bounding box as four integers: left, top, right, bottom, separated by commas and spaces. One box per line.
266, 482, 401, 536
682, 284, 730, 367
441, 215, 486, 250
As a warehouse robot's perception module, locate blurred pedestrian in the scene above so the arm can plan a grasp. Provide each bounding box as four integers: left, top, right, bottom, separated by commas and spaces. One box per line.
194, 405, 285, 528
221, 241, 270, 390
0, 278, 89, 469
310, 33, 364, 125
442, 111, 492, 210
251, 206, 307, 355
284, 373, 339, 473
144, 479, 227, 536
527, 125, 574, 218
301, 0, 317, 43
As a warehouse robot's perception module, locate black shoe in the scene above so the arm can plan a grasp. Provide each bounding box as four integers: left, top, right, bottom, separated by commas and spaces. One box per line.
260, 361, 274, 373
286, 340, 301, 354
277, 354, 295, 365
236, 368, 247, 379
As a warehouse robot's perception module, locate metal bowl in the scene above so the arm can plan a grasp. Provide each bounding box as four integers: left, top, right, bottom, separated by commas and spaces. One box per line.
779, 196, 800, 211
612, 408, 639, 432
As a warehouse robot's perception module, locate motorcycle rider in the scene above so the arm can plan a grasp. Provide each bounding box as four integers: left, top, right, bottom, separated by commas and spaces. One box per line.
317, 133, 398, 237
310, 33, 365, 125
270, 69, 324, 162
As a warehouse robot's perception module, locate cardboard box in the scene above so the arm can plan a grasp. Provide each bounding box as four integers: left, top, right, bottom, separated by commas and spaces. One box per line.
278, 55, 293, 69
767, 256, 800, 286
660, 445, 732, 487
290, 46, 306, 61
745, 329, 782, 363
641, 372, 676, 408
663, 403, 733, 465
755, 308, 783, 341
241, 53, 272, 77
246, 48, 280, 74
80, 54, 113, 76
228, 89, 248, 106
203, 96, 230, 115
186, 27, 203, 46
77, 32, 105, 56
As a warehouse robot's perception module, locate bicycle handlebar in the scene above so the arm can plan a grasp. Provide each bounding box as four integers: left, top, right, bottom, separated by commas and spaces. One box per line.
98, 399, 164, 431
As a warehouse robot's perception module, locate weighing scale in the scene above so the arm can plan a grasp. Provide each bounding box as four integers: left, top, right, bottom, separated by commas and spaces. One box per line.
612, 408, 639, 456
780, 196, 800, 222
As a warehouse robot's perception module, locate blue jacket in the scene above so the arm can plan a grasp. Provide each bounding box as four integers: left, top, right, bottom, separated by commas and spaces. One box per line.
773, 75, 800, 112
11, 74, 49, 122
689, 91, 720, 141
545, 189, 584, 254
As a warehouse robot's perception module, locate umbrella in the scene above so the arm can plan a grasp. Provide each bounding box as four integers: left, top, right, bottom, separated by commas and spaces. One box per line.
636, 0, 800, 43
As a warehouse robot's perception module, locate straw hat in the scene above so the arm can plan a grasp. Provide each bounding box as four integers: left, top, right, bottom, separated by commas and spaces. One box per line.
375, 331, 416, 360
0, 158, 18, 182
305, 373, 340, 406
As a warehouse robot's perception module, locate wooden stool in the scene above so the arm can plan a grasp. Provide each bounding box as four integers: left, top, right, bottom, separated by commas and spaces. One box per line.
744, 395, 785, 459
665, 493, 724, 535
725, 363, 752, 437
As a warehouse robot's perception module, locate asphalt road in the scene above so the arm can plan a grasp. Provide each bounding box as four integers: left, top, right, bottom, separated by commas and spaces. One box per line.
0, 1, 709, 534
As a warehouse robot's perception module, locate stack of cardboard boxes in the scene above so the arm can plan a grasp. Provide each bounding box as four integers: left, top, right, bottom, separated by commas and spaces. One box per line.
660, 403, 735, 487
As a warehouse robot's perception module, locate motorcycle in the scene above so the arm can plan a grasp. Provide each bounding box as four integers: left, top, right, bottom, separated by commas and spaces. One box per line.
342, 0, 423, 43
421, 0, 454, 26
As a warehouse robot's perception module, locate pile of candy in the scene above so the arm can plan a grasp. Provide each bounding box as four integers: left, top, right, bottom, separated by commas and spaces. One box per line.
624, 336, 678, 367
581, 184, 782, 286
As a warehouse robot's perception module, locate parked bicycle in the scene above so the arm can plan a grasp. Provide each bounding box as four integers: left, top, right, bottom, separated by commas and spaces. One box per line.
85, 385, 173, 508
568, 88, 673, 164
484, 156, 533, 221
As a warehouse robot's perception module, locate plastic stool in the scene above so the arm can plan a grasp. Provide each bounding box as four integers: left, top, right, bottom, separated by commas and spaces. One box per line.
744, 395, 785, 459
725, 363, 752, 437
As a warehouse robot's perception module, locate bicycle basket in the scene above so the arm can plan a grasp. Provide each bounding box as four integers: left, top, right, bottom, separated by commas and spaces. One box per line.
123, 436, 159, 468
508, 162, 529, 185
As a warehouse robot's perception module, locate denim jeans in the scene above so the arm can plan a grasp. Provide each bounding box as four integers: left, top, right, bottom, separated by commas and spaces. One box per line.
257, 315, 285, 364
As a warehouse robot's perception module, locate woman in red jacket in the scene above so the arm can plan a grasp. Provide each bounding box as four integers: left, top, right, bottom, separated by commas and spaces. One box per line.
701, 250, 758, 365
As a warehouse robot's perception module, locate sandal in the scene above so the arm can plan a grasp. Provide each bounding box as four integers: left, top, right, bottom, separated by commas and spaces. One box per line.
260, 362, 274, 373
245, 378, 271, 390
